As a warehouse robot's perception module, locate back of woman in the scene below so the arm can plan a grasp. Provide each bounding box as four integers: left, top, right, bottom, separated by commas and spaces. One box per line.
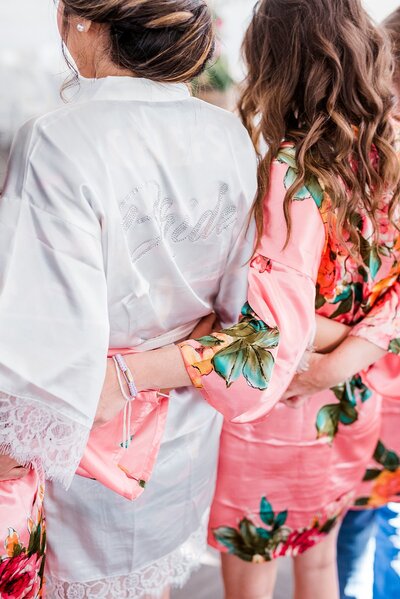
0, 1, 257, 596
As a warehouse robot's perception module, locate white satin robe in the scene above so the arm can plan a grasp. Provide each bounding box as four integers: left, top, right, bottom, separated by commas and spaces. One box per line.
0, 77, 257, 597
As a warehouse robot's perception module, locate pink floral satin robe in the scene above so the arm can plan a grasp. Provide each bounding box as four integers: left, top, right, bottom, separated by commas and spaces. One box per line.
180, 145, 400, 562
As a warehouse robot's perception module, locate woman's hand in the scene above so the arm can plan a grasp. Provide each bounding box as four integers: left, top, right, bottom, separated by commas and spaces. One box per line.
190, 313, 218, 339
282, 353, 328, 400
0, 455, 29, 482
94, 358, 126, 427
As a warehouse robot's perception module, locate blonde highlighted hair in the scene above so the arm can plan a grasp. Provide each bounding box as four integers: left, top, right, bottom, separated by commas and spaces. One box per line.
61, 0, 215, 83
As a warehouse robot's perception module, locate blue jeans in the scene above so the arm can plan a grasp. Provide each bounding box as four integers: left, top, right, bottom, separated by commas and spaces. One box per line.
337, 504, 400, 599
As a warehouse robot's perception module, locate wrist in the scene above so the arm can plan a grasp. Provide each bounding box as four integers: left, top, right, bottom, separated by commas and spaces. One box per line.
308, 353, 336, 390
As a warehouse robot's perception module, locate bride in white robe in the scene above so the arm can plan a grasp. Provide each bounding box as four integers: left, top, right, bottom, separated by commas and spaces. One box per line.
0, 1, 257, 597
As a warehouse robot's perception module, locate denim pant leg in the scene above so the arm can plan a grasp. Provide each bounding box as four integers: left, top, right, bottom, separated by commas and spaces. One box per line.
337, 509, 378, 599
374, 503, 400, 599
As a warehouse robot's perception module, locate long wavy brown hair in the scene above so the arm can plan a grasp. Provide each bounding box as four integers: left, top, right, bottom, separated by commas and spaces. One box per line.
240, 0, 400, 249
384, 7, 400, 92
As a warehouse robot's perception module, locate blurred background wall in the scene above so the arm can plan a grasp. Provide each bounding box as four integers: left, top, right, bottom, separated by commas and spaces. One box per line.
0, 0, 399, 179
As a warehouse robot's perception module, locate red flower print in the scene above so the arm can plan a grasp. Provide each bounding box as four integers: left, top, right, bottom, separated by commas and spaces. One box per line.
317, 248, 337, 298
275, 527, 320, 558
0, 553, 42, 599
251, 255, 272, 274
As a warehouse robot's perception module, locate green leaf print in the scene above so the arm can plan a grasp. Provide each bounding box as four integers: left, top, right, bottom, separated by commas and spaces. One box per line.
274, 511, 288, 530
242, 346, 275, 390
213, 496, 342, 563
389, 338, 400, 355
213, 526, 255, 562
277, 147, 324, 207
330, 291, 354, 319
240, 518, 261, 549
213, 340, 248, 387
369, 247, 382, 279
304, 175, 324, 207
204, 302, 280, 390
363, 469, 382, 481
196, 335, 224, 347
317, 376, 372, 441
373, 441, 400, 472
260, 497, 275, 526
355, 497, 370, 507
316, 404, 341, 440
338, 401, 358, 426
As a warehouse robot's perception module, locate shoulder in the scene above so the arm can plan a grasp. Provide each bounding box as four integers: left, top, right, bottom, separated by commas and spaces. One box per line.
8, 102, 93, 160
189, 97, 255, 147
3, 105, 87, 197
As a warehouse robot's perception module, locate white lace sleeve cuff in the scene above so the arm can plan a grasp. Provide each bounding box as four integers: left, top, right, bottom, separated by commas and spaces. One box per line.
0, 393, 90, 487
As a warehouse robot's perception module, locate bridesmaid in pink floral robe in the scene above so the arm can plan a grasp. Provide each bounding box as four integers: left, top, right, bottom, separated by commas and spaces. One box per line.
178, 144, 400, 560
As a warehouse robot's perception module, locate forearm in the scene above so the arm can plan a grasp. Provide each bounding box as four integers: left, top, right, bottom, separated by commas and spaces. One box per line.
314, 336, 386, 389
125, 345, 191, 392
283, 335, 387, 400
314, 315, 351, 354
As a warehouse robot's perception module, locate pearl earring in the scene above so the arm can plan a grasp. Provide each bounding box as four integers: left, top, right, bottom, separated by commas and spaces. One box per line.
77, 23, 86, 32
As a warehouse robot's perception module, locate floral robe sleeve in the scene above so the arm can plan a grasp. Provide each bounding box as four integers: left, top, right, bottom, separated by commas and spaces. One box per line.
179, 153, 326, 424
350, 273, 400, 353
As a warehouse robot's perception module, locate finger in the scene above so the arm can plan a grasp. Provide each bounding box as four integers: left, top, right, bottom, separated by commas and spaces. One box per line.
191, 313, 216, 338
0, 468, 29, 482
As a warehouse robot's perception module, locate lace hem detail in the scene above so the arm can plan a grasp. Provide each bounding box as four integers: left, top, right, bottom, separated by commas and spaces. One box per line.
46, 518, 207, 598
0, 393, 90, 487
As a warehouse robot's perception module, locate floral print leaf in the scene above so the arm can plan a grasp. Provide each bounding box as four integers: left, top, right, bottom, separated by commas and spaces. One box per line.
194, 303, 281, 390
277, 147, 297, 168
316, 404, 340, 441
239, 518, 260, 548
256, 527, 272, 540
273, 510, 288, 530
212, 526, 255, 562
319, 517, 337, 535
338, 401, 358, 426
369, 247, 382, 279
355, 497, 370, 506
284, 166, 298, 191
221, 321, 260, 339
373, 440, 400, 471
213, 341, 248, 387
363, 468, 382, 481
304, 176, 324, 207
260, 497, 275, 526
278, 146, 324, 206
330, 292, 354, 319
389, 338, 400, 354
242, 346, 275, 390
315, 289, 326, 310
195, 335, 224, 347
213, 495, 344, 563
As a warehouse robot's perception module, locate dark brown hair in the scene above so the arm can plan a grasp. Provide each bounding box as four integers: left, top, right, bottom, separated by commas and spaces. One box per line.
240, 0, 400, 250
61, 0, 215, 83
384, 7, 400, 92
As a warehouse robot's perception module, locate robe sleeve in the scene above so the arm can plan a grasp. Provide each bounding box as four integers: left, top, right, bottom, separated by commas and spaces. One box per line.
0, 118, 109, 486
179, 159, 326, 423
350, 276, 400, 354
